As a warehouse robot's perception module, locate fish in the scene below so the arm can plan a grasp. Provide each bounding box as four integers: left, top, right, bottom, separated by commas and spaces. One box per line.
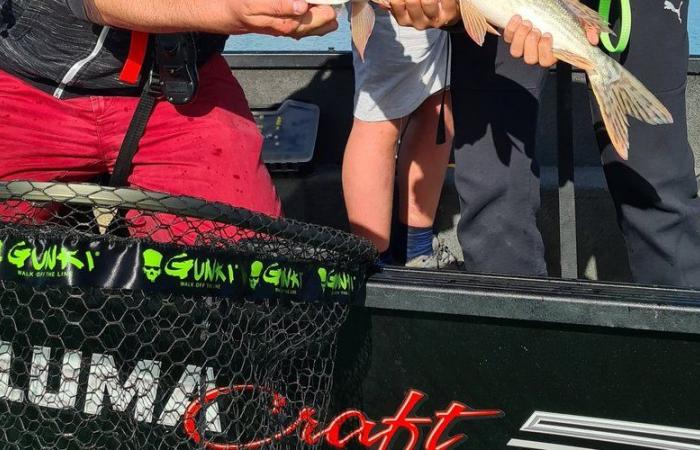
459, 0, 673, 159
311, 0, 673, 159
307, 0, 389, 61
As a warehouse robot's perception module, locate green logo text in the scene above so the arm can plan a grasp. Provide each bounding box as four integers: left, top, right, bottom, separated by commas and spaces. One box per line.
249, 261, 302, 293
7, 241, 97, 277
142, 249, 236, 288
318, 268, 355, 295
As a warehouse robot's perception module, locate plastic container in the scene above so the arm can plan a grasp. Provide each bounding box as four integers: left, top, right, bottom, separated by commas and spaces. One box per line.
253, 100, 320, 171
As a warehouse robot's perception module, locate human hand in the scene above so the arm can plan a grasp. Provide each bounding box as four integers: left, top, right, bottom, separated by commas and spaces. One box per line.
503, 15, 600, 67
225, 0, 338, 38
387, 0, 460, 30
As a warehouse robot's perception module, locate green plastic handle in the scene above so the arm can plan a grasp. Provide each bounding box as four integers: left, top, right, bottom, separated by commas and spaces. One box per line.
598, 0, 632, 53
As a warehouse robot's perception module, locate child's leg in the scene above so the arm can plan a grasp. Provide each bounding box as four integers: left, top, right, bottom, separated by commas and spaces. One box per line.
395, 91, 454, 263
398, 91, 454, 228
342, 118, 402, 254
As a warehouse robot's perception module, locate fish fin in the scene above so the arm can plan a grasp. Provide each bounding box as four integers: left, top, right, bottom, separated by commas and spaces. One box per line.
458, 0, 499, 47
351, 1, 375, 61
552, 49, 595, 71
588, 59, 673, 160
560, 0, 614, 35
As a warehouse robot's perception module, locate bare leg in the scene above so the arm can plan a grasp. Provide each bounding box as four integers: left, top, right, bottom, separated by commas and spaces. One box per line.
397, 91, 454, 228
342, 118, 401, 252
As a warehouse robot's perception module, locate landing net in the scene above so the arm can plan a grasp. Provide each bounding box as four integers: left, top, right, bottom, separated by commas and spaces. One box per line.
0, 181, 376, 450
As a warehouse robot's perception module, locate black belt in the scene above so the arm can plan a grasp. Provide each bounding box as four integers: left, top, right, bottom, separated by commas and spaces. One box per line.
108, 33, 199, 188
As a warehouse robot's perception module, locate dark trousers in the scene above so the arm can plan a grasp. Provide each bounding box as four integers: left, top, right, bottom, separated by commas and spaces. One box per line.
451, 0, 700, 287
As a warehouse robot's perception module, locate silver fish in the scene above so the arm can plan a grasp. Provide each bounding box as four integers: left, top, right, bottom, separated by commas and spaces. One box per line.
460, 0, 673, 158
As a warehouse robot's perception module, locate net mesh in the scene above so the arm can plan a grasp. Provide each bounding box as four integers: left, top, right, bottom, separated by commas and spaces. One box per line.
0, 181, 377, 450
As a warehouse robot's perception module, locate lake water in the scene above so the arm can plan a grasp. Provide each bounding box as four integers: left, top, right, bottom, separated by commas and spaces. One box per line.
225, 3, 700, 55
691, 1, 700, 53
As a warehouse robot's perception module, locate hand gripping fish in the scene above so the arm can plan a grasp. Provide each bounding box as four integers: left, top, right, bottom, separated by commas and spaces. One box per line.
311, 0, 673, 159
458, 0, 672, 159
307, 0, 389, 61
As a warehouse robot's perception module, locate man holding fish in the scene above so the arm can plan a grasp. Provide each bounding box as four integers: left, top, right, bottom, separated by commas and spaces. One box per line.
369, 0, 699, 288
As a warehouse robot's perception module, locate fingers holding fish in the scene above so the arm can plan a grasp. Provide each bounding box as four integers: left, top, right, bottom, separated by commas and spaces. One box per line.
388, 0, 410, 26
537, 33, 556, 68
585, 25, 600, 45
523, 28, 542, 65
388, 0, 460, 29
504, 16, 557, 67
238, 0, 338, 38
223, 0, 306, 35
502, 15, 522, 46
291, 4, 339, 38
405, 0, 440, 29
242, 0, 309, 18
505, 17, 532, 58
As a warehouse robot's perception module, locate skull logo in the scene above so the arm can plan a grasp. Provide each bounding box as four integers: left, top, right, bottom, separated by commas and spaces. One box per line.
142, 249, 164, 282
318, 267, 328, 293
249, 261, 264, 289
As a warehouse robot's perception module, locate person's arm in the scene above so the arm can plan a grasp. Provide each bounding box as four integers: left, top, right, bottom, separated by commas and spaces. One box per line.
65, 0, 338, 39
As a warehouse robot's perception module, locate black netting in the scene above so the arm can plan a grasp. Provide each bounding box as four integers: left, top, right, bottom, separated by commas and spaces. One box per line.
0, 181, 377, 450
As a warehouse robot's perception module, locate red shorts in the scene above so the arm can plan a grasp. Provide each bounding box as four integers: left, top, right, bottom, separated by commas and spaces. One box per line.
0, 55, 281, 243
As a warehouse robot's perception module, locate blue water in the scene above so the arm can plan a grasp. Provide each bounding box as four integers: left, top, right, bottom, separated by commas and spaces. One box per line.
691, 1, 700, 54
225, 4, 700, 55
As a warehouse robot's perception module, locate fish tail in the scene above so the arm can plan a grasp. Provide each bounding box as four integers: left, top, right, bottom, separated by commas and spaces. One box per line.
351, 1, 375, 61
588, 58, 673, 160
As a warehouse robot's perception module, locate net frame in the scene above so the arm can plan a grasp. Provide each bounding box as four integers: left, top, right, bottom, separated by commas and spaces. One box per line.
0, 181, 377, 450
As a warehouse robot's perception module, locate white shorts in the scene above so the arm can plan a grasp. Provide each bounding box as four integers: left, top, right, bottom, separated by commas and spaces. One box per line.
353, 9, 451, 122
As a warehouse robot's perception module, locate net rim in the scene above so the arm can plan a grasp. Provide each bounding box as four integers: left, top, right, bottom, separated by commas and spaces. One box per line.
0, 181, 378, 264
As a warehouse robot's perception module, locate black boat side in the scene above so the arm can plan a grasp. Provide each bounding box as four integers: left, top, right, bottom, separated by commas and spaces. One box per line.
229, 53, 700, 449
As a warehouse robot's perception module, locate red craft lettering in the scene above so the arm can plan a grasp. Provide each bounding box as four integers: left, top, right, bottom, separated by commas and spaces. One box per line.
424, 402, 505, 450
364, 389, 432, 450
184, 386, 503, 450
299, 408, 323, 445
323, 410, 372, 447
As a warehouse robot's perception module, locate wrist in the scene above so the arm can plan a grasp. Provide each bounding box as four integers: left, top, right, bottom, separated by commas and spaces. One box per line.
212, 0, 250, 35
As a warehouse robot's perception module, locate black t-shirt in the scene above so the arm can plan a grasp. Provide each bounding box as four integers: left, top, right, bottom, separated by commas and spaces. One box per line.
0, 0, 227, 98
